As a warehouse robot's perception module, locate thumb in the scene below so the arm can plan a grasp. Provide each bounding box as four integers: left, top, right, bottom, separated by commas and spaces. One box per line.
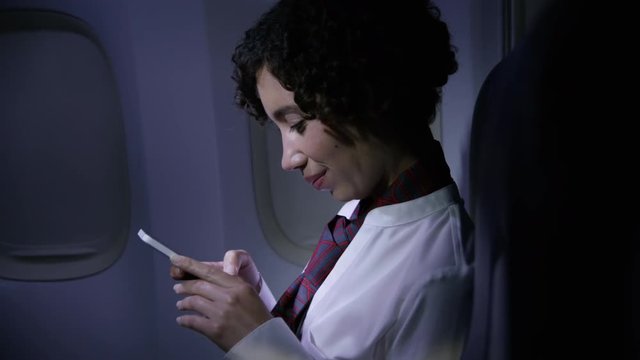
222, 250, 241, 275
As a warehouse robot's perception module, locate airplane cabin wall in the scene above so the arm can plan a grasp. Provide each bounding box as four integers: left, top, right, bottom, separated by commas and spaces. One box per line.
0, 1, 160, 359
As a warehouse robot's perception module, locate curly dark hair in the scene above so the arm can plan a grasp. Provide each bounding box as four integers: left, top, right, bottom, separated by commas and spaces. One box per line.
232, 0, 457, 156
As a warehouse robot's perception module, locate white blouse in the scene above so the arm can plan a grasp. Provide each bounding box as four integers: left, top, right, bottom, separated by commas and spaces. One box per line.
226, 184, 474, 360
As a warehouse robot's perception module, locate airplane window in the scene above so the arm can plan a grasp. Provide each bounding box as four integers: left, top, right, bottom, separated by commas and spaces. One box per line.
0, 10, 129, 280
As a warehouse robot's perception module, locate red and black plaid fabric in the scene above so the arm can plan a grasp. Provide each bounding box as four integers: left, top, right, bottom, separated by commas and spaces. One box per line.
270, 141, 453, 336
270, 206, 364, 335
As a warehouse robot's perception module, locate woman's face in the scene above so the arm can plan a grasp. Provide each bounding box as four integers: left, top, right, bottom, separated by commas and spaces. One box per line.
256, 68, 406, 201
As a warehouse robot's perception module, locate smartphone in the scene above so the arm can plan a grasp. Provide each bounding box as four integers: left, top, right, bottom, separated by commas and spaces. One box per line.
137, 228, 178, 258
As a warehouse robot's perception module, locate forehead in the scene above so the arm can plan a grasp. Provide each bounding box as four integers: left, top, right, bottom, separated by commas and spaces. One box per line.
256, 68, 298, 120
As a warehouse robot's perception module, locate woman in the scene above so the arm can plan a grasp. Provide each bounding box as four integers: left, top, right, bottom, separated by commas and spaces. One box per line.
170, 0, 474, 358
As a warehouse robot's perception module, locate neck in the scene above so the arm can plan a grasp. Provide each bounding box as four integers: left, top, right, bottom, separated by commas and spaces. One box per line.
386, 154, 419, 187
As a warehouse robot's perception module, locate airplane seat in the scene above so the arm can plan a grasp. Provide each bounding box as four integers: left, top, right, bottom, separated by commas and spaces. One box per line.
0, 9, 130, 281
462, 0, 636, 358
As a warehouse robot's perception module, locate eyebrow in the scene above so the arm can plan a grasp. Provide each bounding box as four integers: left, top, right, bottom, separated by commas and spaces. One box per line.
272, 105, 304, 122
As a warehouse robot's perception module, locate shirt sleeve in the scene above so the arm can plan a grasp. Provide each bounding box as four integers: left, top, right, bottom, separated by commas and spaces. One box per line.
225, 277, 312, 359
224, 317, 312, 360
258, 276, 277, 311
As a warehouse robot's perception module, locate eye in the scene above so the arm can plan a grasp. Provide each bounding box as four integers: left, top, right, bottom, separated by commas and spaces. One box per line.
289, 119, 307, 134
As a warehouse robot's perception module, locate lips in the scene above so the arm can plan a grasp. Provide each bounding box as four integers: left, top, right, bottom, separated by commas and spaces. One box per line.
304, 170, 327, 190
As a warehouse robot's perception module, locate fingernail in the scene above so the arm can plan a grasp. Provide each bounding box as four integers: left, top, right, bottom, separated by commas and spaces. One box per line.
223, 263, 233, 275
173, 284, 180, 293
170, 254, 184, 264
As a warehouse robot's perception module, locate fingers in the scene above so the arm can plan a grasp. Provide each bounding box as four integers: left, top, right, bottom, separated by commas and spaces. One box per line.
222, 250, 261, 291
176, 294, 215, 317
171, 255, 234, 286
223, 250, 239, 275
170, 266, 193, 280
175, 313, 212, 333
174, 312, 237, 352
170, 266, 180, 279
174, 279, 220, 302
222, 249, 250, 275
174, 300, 230, 345
170, 253, 270, 351
173, 279, 271, 352
170, 261, 223, 280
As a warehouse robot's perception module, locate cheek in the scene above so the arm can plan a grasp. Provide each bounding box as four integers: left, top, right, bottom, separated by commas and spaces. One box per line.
319, 142, 347, 164
301, 125, 342, 159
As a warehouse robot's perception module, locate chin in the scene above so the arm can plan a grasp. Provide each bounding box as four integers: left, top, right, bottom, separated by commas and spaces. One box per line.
330, 189, 358, 202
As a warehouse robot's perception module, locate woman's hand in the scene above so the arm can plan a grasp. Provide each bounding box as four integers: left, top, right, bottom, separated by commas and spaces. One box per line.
170, 254, 272, 351
170, 250, 262, 292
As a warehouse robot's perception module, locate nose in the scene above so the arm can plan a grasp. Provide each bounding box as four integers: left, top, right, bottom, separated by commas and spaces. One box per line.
280, 134, 306, 171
